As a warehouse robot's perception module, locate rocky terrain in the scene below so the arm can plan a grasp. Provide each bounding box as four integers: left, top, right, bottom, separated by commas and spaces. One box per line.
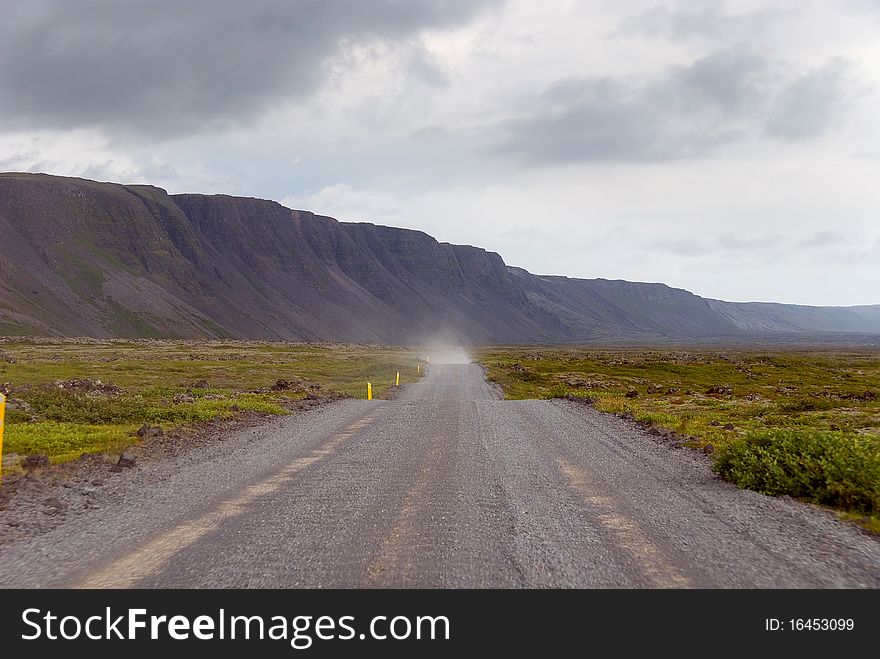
1, 172, 878, 344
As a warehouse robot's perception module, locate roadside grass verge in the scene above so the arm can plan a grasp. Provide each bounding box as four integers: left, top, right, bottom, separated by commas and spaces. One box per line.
477, 347, 880, 528
4, 422, 138, 464
1, 339, 422, 471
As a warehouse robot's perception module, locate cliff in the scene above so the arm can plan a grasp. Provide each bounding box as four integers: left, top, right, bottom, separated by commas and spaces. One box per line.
1, 173, 878, 343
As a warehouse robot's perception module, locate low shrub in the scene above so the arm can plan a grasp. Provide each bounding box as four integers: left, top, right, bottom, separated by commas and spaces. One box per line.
4, 422, 135, 463
779, 398, 839, 413
20, 387, 146, 424
1, 387, 287, 465
712, 429, 880, 514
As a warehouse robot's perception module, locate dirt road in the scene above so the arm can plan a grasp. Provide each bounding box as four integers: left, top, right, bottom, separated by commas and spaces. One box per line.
1, 363, 877, 588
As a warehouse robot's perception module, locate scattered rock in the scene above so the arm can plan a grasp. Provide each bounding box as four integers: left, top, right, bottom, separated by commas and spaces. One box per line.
0, 382, 12, 396
231, 404, 240, 412
722, 423, 735, 431
135, 424, 164, 439
706, 384, 733, 395
560, 376, 612, 390
561, 394, 595, 406
191, 379, 210, 389
203, 393, 225, 400
5, 397, 32, 412
116, 452, 136, 469
3, 453, 22, 468
172, 393, 195, 404
646, 426, 662, 436
702, 444, 715, 455
709, 420, 721, 427
53, 378, 121, 395
625, 389, 639, 398
23, 454, 50, 470
646, 384, 664, 394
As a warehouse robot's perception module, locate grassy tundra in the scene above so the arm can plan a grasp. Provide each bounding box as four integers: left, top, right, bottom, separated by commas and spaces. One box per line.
478, 347, 880, 530
3, 340, 878, 531
0, 339, 420, 469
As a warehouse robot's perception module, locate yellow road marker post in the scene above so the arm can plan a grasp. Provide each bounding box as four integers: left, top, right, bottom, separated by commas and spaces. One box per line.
0, 393, 5, 483
367, 382, 372, 400
396, 372, 400, 387
417, 364, 420, 374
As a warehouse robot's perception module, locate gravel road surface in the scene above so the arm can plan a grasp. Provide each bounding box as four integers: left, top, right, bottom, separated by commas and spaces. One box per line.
1, 363, 877, 588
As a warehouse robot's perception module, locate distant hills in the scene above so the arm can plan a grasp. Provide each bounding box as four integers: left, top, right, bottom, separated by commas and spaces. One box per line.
1, 172, 878, 344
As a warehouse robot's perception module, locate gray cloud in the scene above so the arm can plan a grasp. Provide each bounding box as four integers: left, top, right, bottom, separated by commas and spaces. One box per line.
0, 149, 41, 170
651, 234, 786, 256
717, 234, 785, 252
651, 230, 858, 258
403, 44, 449, 87
0, 1, 876, 306
798, 230, 847, 248
846, 0, 880, 14
493, 48, 852, 164
674, 48, 765, 112
0, 0, 496, 137
619, 3, 787, 41
765, 60, 851, 141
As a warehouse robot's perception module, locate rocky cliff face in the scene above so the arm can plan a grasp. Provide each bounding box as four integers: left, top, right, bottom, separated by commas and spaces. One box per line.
1, 173, 878, 343
0, 173, 558, 342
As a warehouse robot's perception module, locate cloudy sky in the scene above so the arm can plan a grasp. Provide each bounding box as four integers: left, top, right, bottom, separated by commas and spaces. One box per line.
2, 0, 878, 306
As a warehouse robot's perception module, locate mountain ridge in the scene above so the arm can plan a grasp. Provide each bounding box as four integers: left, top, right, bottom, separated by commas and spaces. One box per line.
1, 172, 878, 344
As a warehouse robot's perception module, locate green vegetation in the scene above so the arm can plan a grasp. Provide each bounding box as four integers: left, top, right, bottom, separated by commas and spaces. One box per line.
478, 347, 880, 526
1, 339, 422, 470
60, 253, 105, 300
6, 422, 135, 465
713, 430, 879, 513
